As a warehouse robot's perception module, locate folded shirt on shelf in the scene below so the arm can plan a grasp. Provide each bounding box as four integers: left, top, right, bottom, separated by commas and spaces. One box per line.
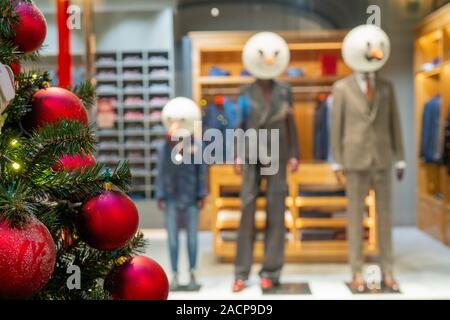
97, 97, 118, 107
149, 96, 169, 107
286, 67, 305, 77
150, 125, 166, 135
240, 69, 251, 77
123, 70, 143, 79
124, 84, 144, 93
126, 151, 145, 160
299, 212, 333, 219
208, 66, 230, 76
148, 56, 169, 64
96, 84, 118, 94
150, 68, 169, 77
149, 83, 170, 93
124, 96, 145, 107
150, 139, 165, 149
96, 154, 121, 163
125, 139, 146, 148
96, 57, 115, 66
124, 111, 145, 120
96, 71, 117, 80
149, 111, 162, 121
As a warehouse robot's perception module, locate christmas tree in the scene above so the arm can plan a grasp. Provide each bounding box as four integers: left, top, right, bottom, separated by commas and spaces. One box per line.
0, 0, 168, 300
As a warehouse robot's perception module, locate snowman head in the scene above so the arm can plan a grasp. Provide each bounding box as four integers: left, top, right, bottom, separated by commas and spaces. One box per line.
342, 24, 391, 73
162, 97, 201, 139
242, 32, 290, 80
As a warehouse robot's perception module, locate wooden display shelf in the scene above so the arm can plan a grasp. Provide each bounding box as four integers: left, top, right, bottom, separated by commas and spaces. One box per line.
296, 218, 372, 229
214, 239, 377, 263
208, 164, 378, 262
414, 3, 450, 247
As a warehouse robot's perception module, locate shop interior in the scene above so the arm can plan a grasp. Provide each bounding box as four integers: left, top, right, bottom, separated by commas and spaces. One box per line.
32, 0, 450, 299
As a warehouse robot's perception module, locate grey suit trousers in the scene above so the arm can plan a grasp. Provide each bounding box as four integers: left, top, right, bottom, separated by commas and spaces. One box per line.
346, 169, 393, 274
234, 163, 287, 281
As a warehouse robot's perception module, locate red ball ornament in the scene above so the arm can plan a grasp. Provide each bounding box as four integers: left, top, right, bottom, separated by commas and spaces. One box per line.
12, 2, 47, 53
9, 61, 21, 76
80, 191, 139, 251
0, 216, 56, 299
52, 153, 96, 172
105, 256, 169, 300
25, 87, 88, 129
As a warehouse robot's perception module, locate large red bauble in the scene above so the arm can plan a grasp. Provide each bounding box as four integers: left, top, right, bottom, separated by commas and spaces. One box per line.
12, 2, 47, 53
52, 153, 96, 172
79, 191, 139, 251
25, 87, 88, 129
0, 216, 56, 299
105, 256, 169, 300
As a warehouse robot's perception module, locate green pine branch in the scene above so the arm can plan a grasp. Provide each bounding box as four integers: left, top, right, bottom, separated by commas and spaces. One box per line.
31, 161, 132, 203
0, 0, 19, 40
18, 121, 96, 178
72, 81, 96, 110
35, 232, 147, 300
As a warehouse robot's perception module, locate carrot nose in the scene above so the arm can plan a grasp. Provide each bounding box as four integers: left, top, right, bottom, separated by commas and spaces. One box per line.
168, 121, 180, 137
265, 57, 274, 65
370, 49, 384, 60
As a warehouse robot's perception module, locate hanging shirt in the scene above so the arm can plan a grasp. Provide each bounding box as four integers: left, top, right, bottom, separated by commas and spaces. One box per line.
443, 108, 450, 174
420, 96, 441, 163
202, 98, 240, 163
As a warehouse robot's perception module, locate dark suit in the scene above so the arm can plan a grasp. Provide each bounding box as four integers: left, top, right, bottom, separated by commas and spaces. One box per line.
234, 80, 299, 282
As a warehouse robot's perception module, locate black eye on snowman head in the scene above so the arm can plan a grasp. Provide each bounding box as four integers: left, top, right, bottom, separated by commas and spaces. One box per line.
258, 49, 264, 57
366, 42, 372, 49
274, 50, 280, 57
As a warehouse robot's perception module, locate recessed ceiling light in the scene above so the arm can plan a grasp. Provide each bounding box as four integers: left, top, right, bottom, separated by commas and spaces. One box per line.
211, 7, 220, 17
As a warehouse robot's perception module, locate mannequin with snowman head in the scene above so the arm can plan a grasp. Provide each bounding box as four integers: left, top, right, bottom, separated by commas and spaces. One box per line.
232, 32, 300, 292
155, 97, 206, 290
331, 25, 405, 292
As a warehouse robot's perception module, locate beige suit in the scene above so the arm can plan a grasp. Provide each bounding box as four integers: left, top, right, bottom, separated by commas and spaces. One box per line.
331, 74, 405, 274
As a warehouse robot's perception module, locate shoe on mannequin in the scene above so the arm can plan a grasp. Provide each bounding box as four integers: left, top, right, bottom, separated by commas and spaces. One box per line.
350, 273, 366, 292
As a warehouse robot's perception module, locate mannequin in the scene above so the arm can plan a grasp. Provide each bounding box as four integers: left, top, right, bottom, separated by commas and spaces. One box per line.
155, 97, 206, 290
233, 32, 300, 292
331, 25, 405, 292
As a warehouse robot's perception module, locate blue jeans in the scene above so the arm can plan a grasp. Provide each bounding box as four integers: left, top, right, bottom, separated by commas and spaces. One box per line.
164, 201, 199, 273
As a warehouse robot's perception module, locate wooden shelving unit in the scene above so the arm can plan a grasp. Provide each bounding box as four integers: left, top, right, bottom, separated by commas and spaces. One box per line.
209, 164, 377, 262
189, 31, 380, 262
414, 3, 450, 246
94, 50, 174, 199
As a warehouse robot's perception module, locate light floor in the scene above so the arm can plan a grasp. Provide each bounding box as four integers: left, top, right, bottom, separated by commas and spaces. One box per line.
141, 227, 450, 300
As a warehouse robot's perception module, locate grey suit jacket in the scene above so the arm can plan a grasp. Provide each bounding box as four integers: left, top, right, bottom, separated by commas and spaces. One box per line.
238, 80, 300, 163
331, 75, 405, 171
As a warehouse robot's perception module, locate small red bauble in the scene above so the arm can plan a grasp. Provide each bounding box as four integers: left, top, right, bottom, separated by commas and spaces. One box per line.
105, 256, 169, 300
9, 61, 21, 76
52, 153, 96, 172
0, 216, 56, 299
79, 191, 139, 251
25, 87, 88, 129
12, 2, 47, 53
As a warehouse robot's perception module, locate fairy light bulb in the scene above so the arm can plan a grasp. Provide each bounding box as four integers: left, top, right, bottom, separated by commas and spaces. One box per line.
12, 162, 21, 170
10, 139, 19, 147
